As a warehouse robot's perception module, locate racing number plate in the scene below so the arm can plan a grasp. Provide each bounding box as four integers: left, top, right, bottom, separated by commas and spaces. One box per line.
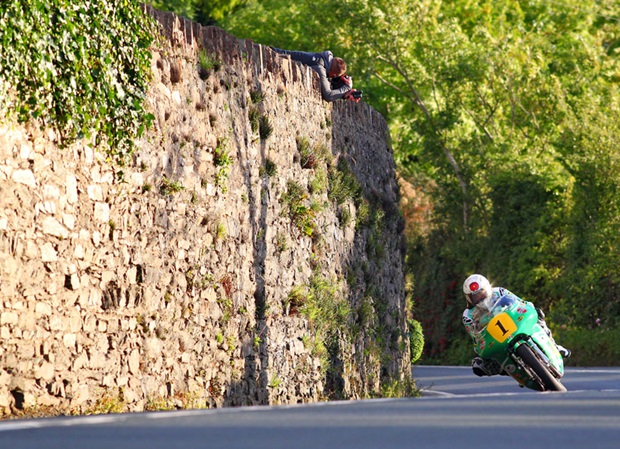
487, 313, 517, 343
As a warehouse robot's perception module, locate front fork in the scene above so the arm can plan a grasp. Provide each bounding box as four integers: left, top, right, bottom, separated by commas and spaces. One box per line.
508, 335, 562, 387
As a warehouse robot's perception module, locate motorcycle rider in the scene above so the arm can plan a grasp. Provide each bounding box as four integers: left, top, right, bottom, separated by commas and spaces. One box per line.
462, 274, 571, 377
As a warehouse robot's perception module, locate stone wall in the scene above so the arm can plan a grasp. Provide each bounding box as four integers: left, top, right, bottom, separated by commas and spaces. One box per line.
0, 8, 410, 416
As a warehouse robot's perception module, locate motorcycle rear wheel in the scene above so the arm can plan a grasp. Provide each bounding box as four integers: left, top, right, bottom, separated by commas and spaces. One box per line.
515, 344, 567, 392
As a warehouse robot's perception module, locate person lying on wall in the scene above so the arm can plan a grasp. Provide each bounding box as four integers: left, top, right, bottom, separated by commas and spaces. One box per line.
271, 47, 362, 103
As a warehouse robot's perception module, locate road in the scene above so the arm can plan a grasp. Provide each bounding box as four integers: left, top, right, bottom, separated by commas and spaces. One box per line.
1, 367, 619, 449
413, 365, 620, 395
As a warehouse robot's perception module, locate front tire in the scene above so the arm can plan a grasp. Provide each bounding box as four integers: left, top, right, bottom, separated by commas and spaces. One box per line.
515, 344, 567, 392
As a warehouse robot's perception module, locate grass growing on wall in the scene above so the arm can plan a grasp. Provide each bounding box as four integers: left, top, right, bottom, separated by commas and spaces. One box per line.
291, 271, 351, 378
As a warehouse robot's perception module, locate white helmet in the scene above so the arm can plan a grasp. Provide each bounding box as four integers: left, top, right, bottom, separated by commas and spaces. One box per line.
463, 274, 492, 307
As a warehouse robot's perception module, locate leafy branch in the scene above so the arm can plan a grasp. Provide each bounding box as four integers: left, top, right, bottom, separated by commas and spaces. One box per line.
0, 1, 157, 174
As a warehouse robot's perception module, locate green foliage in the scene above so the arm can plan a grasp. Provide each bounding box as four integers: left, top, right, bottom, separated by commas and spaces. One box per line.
551, 326, 620, 367
84, 389, 126, 415
327, 158, 361, 206
215, 221, 228, 240
408, 319, 425, 363
221, 0, 330, 49
258, 114, 273, 140
338, 206, 352, 228
309, 166, 328, 195
289, 272, 351, 380
264, 159, 277, 177
281, 180, 316, 236
268, 375, 281, 388
197, 49, 221, 79
214, 139, 233, 191
248, 107, 260, 132
214, 142, 233, 167
248, 107, 272, 140
0, 0, 155, 168
379, 378, 419, 399
250, 89, 265, 104
275, 232, 287, 252
153, 0, 248, 25
159, 176, 185, 195
145, 391, 205, 410
150, 0, 195, 20
297, 136, 332, 169
297, 273, 351, 346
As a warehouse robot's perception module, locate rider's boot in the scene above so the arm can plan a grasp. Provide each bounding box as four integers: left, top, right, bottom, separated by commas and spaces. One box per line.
537, 308, 571, 358
471, 357, 492, 376
556, 345, 571, 358
471, 357, 504, 376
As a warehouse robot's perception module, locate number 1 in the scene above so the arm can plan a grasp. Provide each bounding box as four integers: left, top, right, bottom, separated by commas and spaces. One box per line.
495, 320, 509, 336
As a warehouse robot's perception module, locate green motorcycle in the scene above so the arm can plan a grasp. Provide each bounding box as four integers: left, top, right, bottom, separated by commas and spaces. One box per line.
472, 293, 566, 392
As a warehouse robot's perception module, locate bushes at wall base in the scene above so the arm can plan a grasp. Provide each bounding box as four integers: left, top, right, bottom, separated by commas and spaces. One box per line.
408, 319, 424, 363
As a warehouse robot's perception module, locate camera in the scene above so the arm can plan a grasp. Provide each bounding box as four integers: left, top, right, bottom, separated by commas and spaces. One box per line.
352, 90, 363, 99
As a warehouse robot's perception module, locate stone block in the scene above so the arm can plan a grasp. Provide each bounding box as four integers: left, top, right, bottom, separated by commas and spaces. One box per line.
72, 385, 90, 405
65, 273, 81, 290
68, 310, 82, 333
43, 184, 60, 199
12, 169, 36, 187
0, 391, 12, 409
48, 315, 63, 331
66, 175, 78, 204
123, 387, 139, 404
128, 349, 141, 375
62, 214, 76, 230
41, 216, 69, 239
127, 266, 137, 284
88, 350, 107, 370
0, 311, 18, 325
72, 352, 88, 370
93, 202, 110, 223
18, 311, 36, 331
86, 184, 103, 202
63, 334, 77, 349
34, 361, 55, 381
83, 315, 97, 333
17, 342, 35, 358
37, 395, 61, 407
107, 319, 119, 334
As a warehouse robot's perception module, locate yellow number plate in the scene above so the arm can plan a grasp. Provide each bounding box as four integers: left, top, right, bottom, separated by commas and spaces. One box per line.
487, 313, 518, 343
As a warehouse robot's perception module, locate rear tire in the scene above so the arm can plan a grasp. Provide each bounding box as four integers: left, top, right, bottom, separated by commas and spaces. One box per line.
515, 344, 567, 392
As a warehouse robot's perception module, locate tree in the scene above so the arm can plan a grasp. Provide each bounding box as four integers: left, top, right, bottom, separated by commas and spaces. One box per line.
220, 0, 620, 356
150, 0, 247, 25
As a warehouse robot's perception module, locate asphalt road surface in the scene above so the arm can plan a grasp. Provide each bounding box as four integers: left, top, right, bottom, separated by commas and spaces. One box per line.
1, 366, 619, 449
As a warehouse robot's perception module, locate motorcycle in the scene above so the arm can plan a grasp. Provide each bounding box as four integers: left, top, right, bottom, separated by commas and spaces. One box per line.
472, 293, 566, 392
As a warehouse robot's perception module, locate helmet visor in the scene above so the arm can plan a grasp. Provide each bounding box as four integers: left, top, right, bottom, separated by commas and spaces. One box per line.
469, 288, 489, 305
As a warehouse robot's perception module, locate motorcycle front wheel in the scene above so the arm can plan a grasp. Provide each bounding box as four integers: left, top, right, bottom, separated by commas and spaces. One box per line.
515, 344, 567, 392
